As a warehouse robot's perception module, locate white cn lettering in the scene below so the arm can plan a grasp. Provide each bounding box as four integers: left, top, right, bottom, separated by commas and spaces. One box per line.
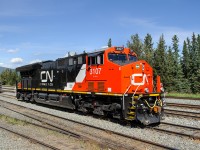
131, 73, 148, 86
41, 70, 53, 83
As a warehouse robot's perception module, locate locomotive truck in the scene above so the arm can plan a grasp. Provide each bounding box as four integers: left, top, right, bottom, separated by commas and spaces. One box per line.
16, 46, 164, 125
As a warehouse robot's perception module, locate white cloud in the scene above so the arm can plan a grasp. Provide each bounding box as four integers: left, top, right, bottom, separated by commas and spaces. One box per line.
29, 59, 41, 64
10, 58, 23, 64
7, 48, 19, 53
0, 63, 4, 66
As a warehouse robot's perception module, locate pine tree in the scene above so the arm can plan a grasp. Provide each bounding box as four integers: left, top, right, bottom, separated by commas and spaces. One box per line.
165, 46, 174, 91
0, 69, 20, 85
182, 40, 190, 79
190, 33, 199, 93
197, 34, 200, 71
181, 40, 191, 93
142, 33, 154, 66
171, 35, 186, 92
108, 38, 112, 47
127, 34, 143, 59
153, 34, 167, 88
193, 34, 200, 93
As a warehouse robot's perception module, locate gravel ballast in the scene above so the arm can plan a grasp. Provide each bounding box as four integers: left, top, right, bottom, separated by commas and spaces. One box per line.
0, 128, 46, 150
1, 95, 200, 149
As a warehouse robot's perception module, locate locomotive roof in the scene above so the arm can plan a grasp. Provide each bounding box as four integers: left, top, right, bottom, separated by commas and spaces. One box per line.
87, 48, 106, 54
16, 63, 42, 72
16, 60, 53, 72
87, 50, 104, 57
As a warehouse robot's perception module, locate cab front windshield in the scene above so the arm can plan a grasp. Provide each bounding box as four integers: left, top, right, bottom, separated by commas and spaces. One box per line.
129, 55, 137, 61
108, 53, 137, 65
108, 53, 127, 61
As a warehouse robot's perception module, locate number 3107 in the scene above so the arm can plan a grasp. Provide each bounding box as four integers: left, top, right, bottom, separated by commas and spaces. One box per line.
90, 68, 102, 75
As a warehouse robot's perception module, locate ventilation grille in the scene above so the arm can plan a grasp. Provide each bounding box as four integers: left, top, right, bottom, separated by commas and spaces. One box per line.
98, 82, 104, 92
88, 82, 94, 91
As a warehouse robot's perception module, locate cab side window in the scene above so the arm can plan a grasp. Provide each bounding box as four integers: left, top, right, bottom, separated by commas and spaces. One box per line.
69, 58, 73, 66
88, 54, 104, 65
78, 56, 82, 64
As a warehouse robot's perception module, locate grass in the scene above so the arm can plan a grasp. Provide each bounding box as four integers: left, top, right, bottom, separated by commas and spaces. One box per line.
0, 114, 29, 125
166, 92, 200, 99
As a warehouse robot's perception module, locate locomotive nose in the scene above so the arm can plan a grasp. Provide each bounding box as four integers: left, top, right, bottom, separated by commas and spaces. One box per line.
129, 61, 153, 93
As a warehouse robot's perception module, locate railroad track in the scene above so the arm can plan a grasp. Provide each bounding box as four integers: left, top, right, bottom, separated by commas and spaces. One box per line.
166, 96, 200, 101
165, 109, 200, 120
166, 102, 200, 110
1, 86, 15, 93
0, 125, 60, 150
155, 122, 200, 140
0, 98, 131, 150
0, 96, 175, 150
0, 93, 16, 99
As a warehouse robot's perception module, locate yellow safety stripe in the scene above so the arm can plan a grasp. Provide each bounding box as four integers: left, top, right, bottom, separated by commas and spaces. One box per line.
95, 92, 123, 96
149, 94, 160, 96
17, 88, 123, 96
17, 88, 160, 97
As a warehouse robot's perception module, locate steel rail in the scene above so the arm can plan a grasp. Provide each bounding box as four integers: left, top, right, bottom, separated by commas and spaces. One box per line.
0, 125, 60, 150
166, 96, 200, 100
151, 122, 200, 140
166, 102, 200, 109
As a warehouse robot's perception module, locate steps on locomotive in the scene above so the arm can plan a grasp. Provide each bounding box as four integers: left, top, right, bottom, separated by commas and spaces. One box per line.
126, 101, 136, 120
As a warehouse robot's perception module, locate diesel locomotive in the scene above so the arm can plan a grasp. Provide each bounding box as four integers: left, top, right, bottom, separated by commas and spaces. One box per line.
16, 47, 164, 125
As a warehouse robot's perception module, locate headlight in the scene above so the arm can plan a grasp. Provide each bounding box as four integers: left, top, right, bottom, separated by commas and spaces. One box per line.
144, 88, 149, 93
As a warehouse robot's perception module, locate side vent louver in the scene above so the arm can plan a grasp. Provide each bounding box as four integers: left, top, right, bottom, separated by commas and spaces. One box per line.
88, 82, 94, 91
98, 82, 104, 92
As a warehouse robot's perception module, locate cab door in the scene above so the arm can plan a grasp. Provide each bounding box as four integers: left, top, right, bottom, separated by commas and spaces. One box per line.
86, 52, 105, 92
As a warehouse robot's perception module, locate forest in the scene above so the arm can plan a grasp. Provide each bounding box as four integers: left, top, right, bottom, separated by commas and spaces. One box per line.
0, 33, 200, 94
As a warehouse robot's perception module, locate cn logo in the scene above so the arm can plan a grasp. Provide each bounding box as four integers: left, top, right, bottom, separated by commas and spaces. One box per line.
41, 70, 53, 82
131, 73, 148, 86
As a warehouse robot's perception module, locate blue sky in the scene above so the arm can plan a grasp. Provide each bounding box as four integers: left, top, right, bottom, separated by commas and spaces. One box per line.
0, 0, 200, 68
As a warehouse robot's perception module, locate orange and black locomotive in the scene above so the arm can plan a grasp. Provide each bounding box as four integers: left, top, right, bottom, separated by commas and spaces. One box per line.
16, 47, 164, 125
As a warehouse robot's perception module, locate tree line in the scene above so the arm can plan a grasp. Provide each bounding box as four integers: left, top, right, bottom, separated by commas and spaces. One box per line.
0, 69, 20, 86
125, 33, 200, 93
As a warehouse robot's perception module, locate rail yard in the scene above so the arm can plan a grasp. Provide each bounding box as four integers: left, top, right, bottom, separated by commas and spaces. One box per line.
0, 86, 200, 149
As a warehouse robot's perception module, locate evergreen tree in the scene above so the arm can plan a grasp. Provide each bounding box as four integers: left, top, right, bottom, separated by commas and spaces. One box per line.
108, 38, 112, 47
191, 33, 200, 93
182, 40, 190, 79
171, 35, 186, 92
153, 34, 167, 88
142, 33, 154, 66
191, 33, 198, 72
181, 40, 191, 92
190, 33, 199, 93
127, 34, 143, 59
165, 46, 174, 91
0, 69, 20, 86
172, 35, 179, 67
197, 34, 200, 71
